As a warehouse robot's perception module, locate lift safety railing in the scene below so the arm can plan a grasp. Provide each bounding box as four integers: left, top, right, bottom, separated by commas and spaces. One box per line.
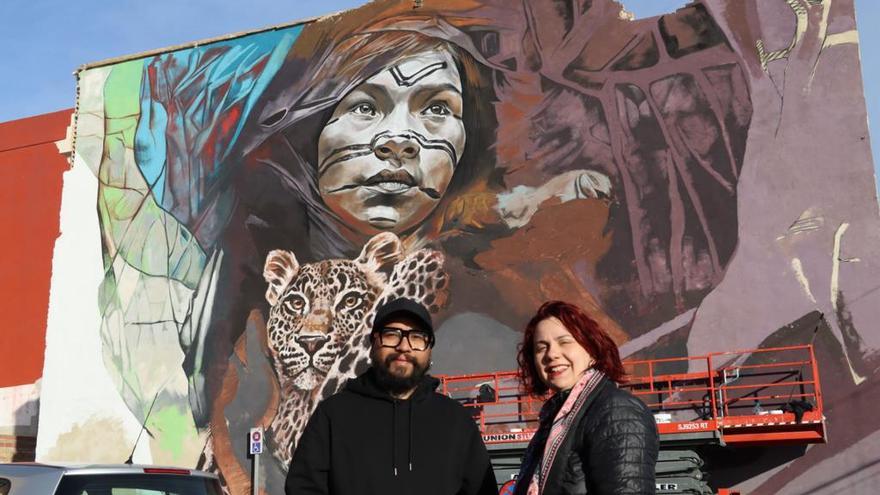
439, 344, 824, 446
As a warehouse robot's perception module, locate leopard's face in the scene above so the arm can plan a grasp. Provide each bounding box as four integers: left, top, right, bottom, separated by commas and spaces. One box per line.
266, 260, 382, 391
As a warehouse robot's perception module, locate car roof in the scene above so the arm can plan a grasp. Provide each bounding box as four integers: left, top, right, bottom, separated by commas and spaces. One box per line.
0, 463, 217, 479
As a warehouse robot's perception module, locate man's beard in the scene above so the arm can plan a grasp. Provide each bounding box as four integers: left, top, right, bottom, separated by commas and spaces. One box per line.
373, 352, 430, 396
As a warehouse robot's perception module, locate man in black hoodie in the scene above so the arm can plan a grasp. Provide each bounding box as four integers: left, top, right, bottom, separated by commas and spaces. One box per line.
284, 298, 499, 495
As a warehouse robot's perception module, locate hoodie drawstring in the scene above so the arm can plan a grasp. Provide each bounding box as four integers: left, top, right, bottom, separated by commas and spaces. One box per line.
408, 402, 414, 472
392, 401, 398, 476
391, 400, 415, 476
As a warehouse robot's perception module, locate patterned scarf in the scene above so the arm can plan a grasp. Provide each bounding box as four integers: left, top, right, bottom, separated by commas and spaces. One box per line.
516, 369, 605, 495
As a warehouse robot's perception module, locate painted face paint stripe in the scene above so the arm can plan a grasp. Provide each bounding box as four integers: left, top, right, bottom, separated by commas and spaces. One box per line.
319, 144, 373, 175
403, 129, 458, 164
414, 140, 457, 165
320, 143, 372, 168
389, 61, 449, 87
320, 129, 458, 178
370, 129, 458, 165
318, 150, 376, 178
369, 130, 391, 148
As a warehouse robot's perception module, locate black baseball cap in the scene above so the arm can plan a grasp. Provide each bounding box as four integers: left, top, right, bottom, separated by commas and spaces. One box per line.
371, 298, 434, 338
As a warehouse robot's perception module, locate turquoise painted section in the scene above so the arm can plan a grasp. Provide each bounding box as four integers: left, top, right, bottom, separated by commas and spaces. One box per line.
134, 26, 302, 206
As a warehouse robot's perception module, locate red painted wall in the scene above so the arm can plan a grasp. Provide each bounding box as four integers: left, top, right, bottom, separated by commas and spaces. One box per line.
0, 109, 72, 387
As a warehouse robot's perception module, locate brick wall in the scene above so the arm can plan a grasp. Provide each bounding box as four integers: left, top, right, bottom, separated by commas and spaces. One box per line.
0, 109, 72, 388
0, 434, 35, 462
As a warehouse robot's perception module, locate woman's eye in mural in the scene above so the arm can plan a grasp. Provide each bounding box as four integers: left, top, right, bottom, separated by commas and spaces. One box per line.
350, 102, 378, 118
283, 295, 308, 314
422, 101, 451, 117
336, 291, 364, 312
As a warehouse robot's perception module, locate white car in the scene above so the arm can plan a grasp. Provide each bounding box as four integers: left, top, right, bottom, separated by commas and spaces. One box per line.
0, 463, 222, 495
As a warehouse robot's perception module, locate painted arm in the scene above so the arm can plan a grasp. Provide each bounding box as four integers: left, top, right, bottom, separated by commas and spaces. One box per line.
497, 170, 612, 229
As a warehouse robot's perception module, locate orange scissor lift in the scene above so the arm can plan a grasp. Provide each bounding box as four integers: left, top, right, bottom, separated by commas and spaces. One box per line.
439, 344, 826, 495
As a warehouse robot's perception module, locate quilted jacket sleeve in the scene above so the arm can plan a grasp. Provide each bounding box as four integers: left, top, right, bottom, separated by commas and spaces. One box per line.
585, 389, 659, 494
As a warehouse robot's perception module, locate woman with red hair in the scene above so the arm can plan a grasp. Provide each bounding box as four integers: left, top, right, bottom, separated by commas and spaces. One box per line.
514, 301, 658, 495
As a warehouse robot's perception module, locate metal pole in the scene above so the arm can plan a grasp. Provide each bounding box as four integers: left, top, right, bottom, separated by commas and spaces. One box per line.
249, 427, 263, 495
253, 451, 260, 495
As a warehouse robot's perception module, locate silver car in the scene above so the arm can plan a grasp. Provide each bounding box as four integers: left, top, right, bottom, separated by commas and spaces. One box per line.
0, 463, 222, 495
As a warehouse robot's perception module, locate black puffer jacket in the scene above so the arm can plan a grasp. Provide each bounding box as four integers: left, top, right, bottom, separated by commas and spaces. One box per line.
516, 376, 659, 495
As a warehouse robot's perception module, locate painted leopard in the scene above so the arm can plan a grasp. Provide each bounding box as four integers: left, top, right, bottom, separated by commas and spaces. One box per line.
261, 232, 448, 469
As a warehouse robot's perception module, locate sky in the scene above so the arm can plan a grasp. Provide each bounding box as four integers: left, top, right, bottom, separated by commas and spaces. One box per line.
0, 0, 877, 178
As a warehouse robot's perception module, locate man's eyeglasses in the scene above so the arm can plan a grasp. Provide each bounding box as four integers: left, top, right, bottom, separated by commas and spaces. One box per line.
376, 327, 433, 351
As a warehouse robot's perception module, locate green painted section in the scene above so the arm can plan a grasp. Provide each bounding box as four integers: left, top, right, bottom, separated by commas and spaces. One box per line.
149, 404, 199, 462
103, 60, 143, 117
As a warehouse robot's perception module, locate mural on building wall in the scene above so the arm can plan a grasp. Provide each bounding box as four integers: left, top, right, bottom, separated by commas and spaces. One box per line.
39, 0, 880, 493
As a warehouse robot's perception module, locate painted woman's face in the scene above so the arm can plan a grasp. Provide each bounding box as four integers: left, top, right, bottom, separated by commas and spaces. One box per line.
317, 50, 466, 235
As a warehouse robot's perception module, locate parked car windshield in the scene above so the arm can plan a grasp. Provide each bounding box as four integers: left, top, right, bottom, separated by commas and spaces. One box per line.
54, 473, 221, 495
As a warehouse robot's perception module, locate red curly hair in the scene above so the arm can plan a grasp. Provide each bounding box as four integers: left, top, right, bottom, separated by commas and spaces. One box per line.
517, 301, 626, 395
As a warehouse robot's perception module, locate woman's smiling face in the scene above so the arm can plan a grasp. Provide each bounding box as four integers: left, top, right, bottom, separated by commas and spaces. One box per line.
533, 317, 596, 392
317, 49, 466, 235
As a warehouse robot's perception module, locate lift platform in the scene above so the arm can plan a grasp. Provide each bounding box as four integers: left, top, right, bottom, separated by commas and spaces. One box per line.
439, 344, 825, 448
438, 344, 825, 494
